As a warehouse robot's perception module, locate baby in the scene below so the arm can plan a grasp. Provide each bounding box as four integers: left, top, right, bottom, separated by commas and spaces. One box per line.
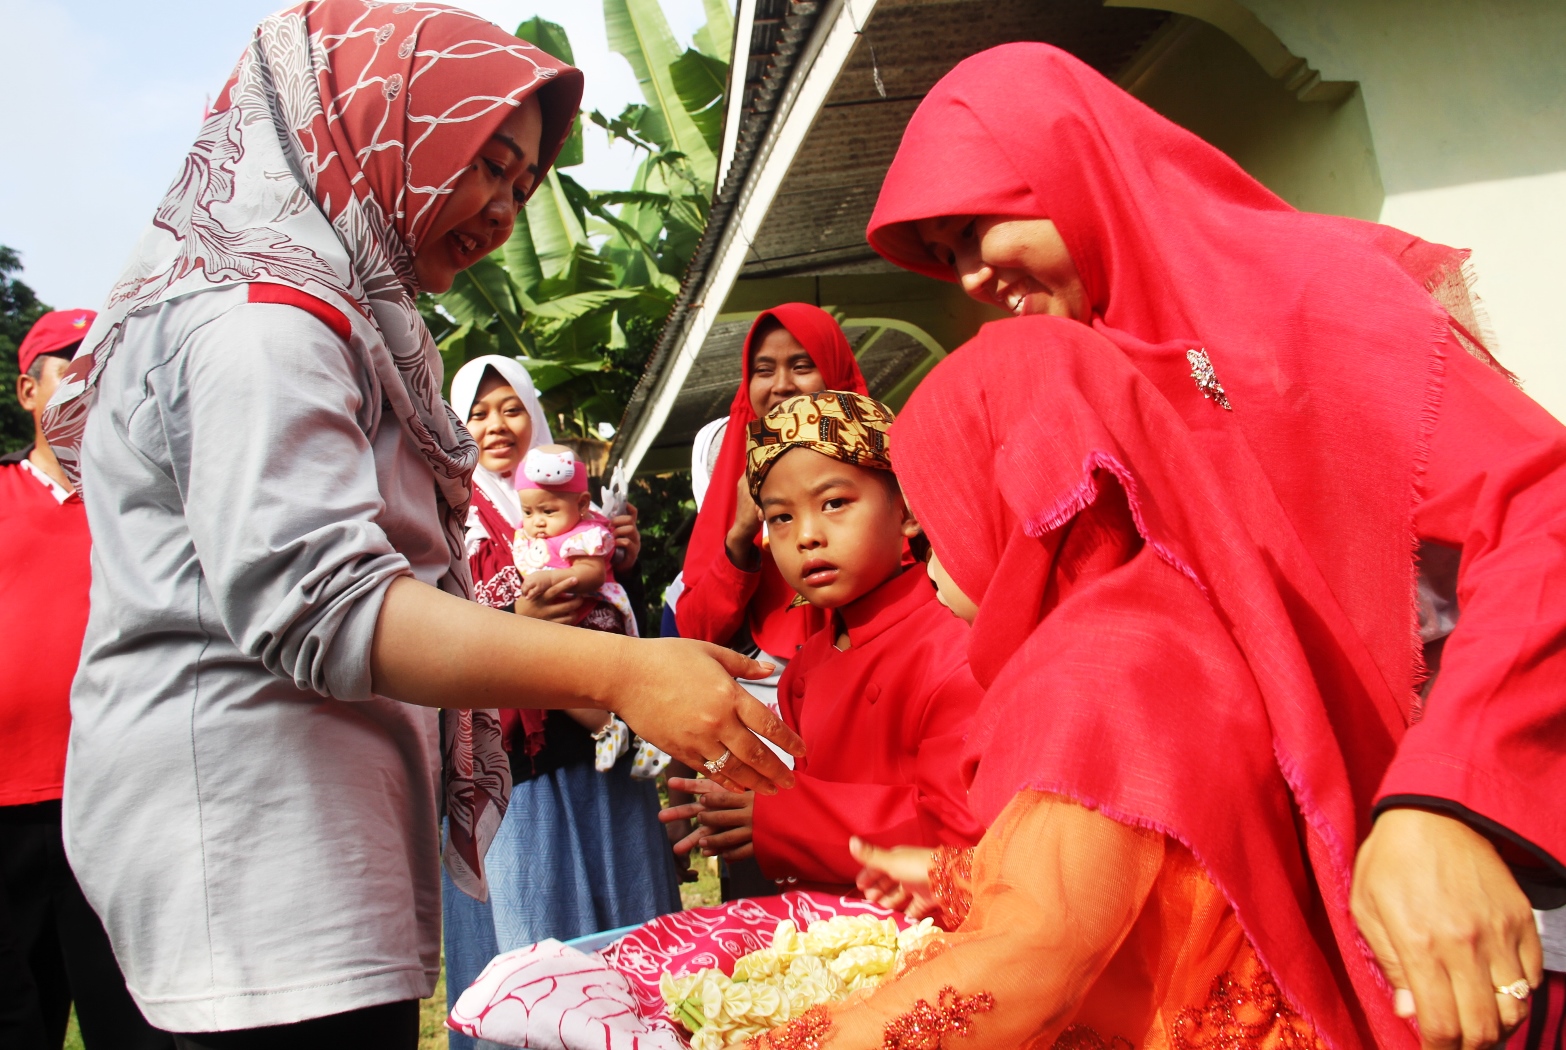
512, 444, 625, 631
513, 445, 667, 777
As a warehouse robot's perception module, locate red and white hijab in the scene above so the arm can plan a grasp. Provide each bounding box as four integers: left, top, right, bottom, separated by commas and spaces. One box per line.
42, 0, 581, 901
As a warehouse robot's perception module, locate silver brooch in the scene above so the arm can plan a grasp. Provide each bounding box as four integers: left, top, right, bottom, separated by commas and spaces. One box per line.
1186, 348, 1232, 410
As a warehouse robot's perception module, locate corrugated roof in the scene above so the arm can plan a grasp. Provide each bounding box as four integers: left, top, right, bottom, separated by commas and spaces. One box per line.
616, 0, 1170, 471
740, 0, 1169, 278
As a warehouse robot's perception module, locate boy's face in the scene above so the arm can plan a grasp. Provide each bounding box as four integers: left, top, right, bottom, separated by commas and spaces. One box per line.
519, 490, 587, 539
758, 449, 918, 610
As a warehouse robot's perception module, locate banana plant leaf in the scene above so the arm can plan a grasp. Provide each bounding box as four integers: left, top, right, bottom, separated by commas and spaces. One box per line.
692, 0, 734, 63
526, 171, 589, 280
517, 356, 605, 395
436, 257, 528, 356
603, 0, 717, 184
514, 16, 584, 167
671, 49, 727, 156
502, 208, 545, 297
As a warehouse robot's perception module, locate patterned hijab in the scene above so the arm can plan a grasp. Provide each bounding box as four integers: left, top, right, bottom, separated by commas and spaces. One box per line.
745, 391, 894, 501
42, 0, 582, 901
676, 304, 867, 655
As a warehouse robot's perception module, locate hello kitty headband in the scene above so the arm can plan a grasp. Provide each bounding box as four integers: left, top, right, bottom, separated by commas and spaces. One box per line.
517, 446, 588, 493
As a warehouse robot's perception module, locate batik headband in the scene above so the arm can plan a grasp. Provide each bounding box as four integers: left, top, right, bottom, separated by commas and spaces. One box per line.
746, 390, 895, 501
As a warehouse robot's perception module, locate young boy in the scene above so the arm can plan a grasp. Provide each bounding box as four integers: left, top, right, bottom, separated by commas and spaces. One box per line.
661, 390, 984, 895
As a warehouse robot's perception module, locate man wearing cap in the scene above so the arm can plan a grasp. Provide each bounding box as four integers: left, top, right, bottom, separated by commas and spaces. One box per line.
1, 311, 170, 1047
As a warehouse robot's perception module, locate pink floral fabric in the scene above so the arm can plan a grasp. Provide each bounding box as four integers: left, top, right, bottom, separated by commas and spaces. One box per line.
450, 893, 909, 1047
40, 0, 582, 902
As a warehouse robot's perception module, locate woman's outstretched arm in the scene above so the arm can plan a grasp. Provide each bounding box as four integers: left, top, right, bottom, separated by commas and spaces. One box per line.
371, 577, 803, 794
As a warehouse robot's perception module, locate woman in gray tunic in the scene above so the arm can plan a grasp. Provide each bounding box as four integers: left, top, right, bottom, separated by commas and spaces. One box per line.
40, 4, 798, 1046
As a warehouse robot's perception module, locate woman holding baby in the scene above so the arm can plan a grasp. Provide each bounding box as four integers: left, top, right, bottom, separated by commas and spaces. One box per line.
443, 355, 681, 1048
747, 42, 1565, 1050
43, 4, 796, 1046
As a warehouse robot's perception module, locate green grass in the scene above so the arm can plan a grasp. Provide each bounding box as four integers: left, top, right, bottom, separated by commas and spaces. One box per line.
681, 855, 722, 911
418, 957, 448, 1050
64, 1008, 83, 1050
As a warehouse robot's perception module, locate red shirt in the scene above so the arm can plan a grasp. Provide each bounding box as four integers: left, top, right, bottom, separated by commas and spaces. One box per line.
0, 451, 92, 805
752, 565, 985, 892
1379, 342, 1566, 875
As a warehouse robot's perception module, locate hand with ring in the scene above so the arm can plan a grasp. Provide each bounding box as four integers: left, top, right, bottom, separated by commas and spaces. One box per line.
605, 637, 805, 795
1352, 807, 1543, 1050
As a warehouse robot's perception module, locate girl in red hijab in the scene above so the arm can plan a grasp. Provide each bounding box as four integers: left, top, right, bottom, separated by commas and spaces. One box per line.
827, 41, 1564, 1050
675, 304, 868, 670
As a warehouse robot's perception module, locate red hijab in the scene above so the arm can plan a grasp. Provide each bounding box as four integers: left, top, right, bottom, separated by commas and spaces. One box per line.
868, 43, 1507, 1050
897, 324, 1400, 1050
677, 304, 867, 655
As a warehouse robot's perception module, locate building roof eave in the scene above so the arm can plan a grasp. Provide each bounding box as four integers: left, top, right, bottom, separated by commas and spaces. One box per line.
616, 0, 875, 475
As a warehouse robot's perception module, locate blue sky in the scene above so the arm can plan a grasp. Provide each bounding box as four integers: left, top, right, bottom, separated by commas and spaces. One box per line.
0, 0, 710, 310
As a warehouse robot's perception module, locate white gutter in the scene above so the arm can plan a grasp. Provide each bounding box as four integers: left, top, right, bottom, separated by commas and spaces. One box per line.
717, 0, 757, 181
623, 0, 877, 474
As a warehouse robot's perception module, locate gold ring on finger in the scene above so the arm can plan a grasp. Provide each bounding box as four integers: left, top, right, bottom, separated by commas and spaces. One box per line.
1495, 979, 1531, 1000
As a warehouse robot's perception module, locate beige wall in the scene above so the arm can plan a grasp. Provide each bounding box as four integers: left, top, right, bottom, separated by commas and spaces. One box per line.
1161, 0, 1566, 417
1125, 17, 1384, 221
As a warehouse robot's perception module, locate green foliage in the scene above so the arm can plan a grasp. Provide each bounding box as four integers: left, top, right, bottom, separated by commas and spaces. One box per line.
603, 0, 718, 186
691, 0, 734, 62
0, 246, 50, 455
671, 49, 729, 156
514, 17, 584, 169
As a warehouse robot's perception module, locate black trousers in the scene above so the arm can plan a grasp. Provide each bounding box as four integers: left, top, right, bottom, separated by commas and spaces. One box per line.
170, 1000, 419, 1050
0, 800, 173, 1050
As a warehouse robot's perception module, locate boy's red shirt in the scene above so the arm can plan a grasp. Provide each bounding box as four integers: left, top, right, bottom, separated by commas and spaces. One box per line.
752, 564, 985, 893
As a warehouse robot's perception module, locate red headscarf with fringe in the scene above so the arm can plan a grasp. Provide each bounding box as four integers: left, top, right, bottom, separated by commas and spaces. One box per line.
897, 324, 1404, 1050
676, 304, 867, 655
868, 41, 1505, 1050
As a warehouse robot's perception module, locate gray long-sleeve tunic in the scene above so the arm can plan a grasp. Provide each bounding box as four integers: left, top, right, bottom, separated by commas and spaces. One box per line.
66, 285, 453, 1032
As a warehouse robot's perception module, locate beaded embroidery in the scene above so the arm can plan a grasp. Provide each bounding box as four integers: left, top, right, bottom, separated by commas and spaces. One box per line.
882, 986, 996, 1050
1170, 968, 1323, 1050
749, 1006, 835, 1050
1054, 1024, 1135, 1050
1185, 348, 1233, 411
928, 846, 976, 929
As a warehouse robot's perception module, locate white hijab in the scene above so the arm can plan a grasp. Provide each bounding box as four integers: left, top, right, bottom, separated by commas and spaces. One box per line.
690, 416, 729, 512
450, 355, 554, 530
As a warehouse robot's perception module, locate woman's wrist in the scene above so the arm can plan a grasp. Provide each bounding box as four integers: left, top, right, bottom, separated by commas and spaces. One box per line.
580, 630, 637, 711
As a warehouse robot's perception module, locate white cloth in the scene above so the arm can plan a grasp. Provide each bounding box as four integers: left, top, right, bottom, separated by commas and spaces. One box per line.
19, 456, 70, 503
448, 939, 684, 1050
1538, 907, 1566, 972
66, 288, 449, 1031
737, 653, 794, 769
689, 417, 728, 512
